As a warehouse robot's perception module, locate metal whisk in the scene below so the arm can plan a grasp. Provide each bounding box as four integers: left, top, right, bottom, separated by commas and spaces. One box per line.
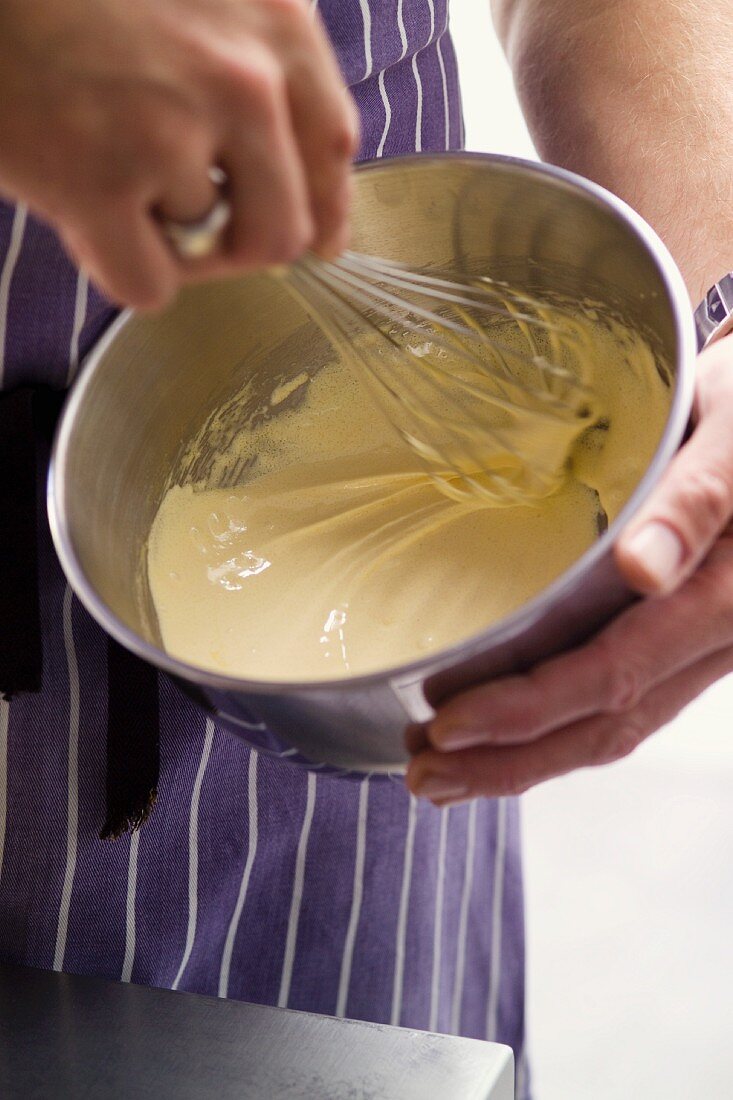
281, 250, 600, 505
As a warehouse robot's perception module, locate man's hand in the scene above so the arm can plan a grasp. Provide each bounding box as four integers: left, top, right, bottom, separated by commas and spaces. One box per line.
407, 336, 733, 805
0, 0, 358, 309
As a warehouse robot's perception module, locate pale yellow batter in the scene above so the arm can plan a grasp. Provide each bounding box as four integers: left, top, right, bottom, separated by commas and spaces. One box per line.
147, 307, 671, 681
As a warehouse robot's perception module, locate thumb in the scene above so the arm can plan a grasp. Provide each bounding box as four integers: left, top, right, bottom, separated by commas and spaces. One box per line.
616, 336, 733, 596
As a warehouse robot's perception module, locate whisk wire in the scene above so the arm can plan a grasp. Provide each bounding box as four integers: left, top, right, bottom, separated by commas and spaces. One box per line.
288, 265, 540, 504
281, 251, 600, 505
296, 262, 586, 430
304, 257, 591, 414
336, 252, 568, 335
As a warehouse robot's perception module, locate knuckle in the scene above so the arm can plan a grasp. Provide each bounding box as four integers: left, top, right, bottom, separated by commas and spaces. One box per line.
524, 666, 557, 718
311, 203, 346, 252
687, 560, 733, 635
606, 659, 645, 713
229, 236, 265, 267
94, 133, 200, 202
225, 55, 286, 113
104, 279, 166, 312
267, 0, 310, 25
231, 218, 312, 268
677, 468, 732, 532
492, 764, 529, 798
316, 100, 360, 167
600, 719, 645, 765
135, 115, 181, 166
270, 229, 311, 265
135, 289, 171, 312
587, 728, 614, 768
129, 277, 175, 312
116, 110, 190, 180
91, 164, 139, 204
594, 636, 646, 713
152, 130, 208, 179
278, 206, 315, 259
290, 215, 316, 257
332, 116, 360, 161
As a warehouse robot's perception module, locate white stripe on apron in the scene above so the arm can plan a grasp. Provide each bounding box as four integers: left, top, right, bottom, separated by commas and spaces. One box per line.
359, 0, 373, 81
335, 774, 370, 1017
278, 771, 318, 1007
218, 749, 260, 998
0, 204, 27, 386
390, 793, 418, 1025
171, 717, 215, 990
66, 272, 89, 386
376, 70, 393, 157
486, 797, 508, 1040
429, 806, 450, 1031
450, 800, 478, 1033
412, 53, 424, 152
397, 0, 409, 59
120, 828, 141, 982
53, 585, 81, 971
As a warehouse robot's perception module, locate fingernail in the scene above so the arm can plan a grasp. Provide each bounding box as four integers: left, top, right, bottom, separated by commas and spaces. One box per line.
431, 726, 484, 750
624, 521, 684, 589
413, 774, 469, 801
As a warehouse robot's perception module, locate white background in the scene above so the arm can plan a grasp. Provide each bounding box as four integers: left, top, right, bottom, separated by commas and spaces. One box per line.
450, 4, 733, 1098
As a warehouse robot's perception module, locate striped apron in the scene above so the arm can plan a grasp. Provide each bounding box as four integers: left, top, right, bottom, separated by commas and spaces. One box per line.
0, 3, 529, 1095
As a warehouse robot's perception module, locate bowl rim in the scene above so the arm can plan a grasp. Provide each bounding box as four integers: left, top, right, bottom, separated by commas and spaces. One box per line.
47, 150, 698, 695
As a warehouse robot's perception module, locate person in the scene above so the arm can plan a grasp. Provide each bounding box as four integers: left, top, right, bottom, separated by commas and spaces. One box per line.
406, 0, 733, 806
0, 2, 730, 1098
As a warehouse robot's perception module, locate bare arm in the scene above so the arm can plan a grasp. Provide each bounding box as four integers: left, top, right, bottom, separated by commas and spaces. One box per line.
407, 2, 733, 804
491, 0, 733, 302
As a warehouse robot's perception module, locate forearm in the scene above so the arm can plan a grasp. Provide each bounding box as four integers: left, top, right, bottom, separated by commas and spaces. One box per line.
492, 0, 733, 302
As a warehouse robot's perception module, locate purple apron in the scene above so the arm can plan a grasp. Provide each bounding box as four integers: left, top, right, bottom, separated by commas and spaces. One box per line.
0, 4, 529, 1094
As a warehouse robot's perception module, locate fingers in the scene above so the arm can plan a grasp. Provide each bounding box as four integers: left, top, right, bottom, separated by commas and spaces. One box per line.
289, 82, 357, 259
412, 338, 733, 806
59, 203, 179, 310
217, 59, 315, 271
154, 169, 221, 227
186, 1, 355, 277
1, 0, 355, 308
407, 643, 733, 804
252, 0, 357, 259
213, 7, 356, 268
282, 17, 359, 256
149, 48, 316, 283
58, 7, 352, 303
616, 336, 733, 595
168, 12, 356, 281
427, 542, 733, 752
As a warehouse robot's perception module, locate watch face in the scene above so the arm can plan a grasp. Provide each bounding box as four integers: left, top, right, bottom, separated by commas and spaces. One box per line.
707, 285, 728, 327
695, 273, 733, 350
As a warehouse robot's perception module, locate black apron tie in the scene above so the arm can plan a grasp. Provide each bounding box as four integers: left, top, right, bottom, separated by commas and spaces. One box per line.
0, 388, 49, 696
0, 386, 159, 838
101, 636, 160, 840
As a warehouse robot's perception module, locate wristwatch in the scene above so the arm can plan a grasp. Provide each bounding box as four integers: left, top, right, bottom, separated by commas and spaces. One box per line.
694, 273, 733, 350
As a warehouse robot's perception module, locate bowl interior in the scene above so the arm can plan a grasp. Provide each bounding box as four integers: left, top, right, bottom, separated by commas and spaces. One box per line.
53, 155, 685, 679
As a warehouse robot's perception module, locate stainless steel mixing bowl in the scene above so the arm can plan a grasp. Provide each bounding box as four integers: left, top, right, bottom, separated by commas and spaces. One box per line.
48, 154, 697, 773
